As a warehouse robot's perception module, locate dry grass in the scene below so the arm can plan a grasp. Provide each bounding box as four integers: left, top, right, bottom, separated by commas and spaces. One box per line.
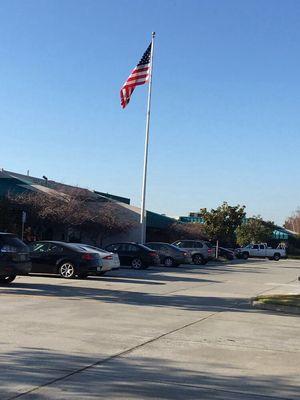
254, 294, 300, 307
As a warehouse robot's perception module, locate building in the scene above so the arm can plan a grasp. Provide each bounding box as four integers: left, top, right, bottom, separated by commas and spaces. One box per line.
0, 169, 174, 244
178, 212, 204, 224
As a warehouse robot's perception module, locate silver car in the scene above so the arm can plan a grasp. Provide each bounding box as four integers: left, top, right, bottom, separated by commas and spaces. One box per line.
172, 240, 215, 265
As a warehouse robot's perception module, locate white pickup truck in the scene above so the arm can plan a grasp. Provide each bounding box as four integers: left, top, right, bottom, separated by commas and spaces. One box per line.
235, 243, 286, 261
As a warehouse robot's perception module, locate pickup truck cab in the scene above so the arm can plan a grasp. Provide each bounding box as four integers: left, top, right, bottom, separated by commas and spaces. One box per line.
235, 243, 286, 261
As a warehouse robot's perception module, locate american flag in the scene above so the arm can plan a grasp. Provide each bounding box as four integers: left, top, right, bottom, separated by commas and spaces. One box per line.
120, 43, 152, 109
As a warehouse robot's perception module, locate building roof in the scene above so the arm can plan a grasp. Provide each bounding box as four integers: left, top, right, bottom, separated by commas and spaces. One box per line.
0, 168, 174, 230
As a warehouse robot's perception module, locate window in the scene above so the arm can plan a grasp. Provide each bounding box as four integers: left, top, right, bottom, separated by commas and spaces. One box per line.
107, 244, 120, 252
259, 245, 265, 250
180, 241, 193, 248
173, 241, 183, 248
195, 242, 203, 249
48, 244, 63, 253
146, 243, 159, 250
30, 243, 50, 253
127, 244, 139, 252
253, 245, 259, 250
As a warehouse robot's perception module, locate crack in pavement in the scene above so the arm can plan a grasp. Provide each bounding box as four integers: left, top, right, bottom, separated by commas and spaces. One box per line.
8, 311, 221, 399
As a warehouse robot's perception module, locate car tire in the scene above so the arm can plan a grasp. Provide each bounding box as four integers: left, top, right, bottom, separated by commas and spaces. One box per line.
164, 257, 175, 267
131, 258, 143, 270
242, 252, 249, 260
59, 262, 76, 279
273, 253, 281, 261
0, 274, 16, 284
192, 254, 206, 265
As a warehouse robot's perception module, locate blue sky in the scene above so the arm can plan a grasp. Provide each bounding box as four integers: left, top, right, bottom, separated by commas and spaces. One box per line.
0, 0, 299, 225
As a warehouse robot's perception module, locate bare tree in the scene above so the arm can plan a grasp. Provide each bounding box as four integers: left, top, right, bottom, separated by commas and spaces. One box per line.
5, 190, 135, 243
284, 209, 300, 234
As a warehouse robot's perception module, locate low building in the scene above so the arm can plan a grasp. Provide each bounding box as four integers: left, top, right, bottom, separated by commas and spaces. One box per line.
0, 169, 174, 244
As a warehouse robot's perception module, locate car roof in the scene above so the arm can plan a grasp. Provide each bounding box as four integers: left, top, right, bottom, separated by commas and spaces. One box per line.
107, 242, 141, 245
173, 239, 205, 243
146, 242, 170, 244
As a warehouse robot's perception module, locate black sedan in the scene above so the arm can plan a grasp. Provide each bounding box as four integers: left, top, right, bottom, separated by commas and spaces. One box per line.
0, 233, 32, 284
29, 241, 102, 279
105, 242, 160, 269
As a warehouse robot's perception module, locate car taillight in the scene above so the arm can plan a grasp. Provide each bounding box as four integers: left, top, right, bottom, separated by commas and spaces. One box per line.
149, 252, 157, 257
183, 252, 188, 256
82, 253, 94, 260
208, 249, 212, 254
103, 255, 113, 260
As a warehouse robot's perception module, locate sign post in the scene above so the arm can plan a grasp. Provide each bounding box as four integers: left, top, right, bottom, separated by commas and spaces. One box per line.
21, 211, 27, 241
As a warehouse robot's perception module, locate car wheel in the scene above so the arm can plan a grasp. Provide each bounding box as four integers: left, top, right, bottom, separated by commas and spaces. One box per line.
0, 274, 16, 284
164, 257, 175, 267
131, 258, 143, 270
273, 253, 280, 261
242, 252, 249, 260
59, 262, 76, 279
192, 254, 205, 265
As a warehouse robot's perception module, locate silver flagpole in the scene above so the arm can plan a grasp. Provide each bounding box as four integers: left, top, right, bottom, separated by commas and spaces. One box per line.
140, 32, 155, 244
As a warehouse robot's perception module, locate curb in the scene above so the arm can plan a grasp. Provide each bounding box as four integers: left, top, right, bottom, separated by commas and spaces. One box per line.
251, 299, 300, 315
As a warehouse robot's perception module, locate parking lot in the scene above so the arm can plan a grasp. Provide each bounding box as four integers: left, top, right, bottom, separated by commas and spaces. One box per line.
1, 259, 300, 400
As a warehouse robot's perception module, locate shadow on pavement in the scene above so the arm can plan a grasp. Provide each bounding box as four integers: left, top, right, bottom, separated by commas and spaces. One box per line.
1, 349, 299, 400
0, 280, 248, 312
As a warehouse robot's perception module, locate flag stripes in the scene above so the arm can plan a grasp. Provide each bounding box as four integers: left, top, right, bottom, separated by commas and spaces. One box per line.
120, 43, 152, 108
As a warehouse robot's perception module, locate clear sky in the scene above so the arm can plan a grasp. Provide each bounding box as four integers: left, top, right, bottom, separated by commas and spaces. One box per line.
0, 0, 299, 225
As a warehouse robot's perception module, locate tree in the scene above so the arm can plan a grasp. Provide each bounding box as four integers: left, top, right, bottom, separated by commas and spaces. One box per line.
236, 216, 275, 246
166, 222, 208, 242
284, 209, 300, 234
199, 202, 246, 246
3, 190, 135, 244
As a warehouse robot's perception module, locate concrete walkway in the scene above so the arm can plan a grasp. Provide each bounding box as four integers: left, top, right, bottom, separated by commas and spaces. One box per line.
1, 259, 299, 399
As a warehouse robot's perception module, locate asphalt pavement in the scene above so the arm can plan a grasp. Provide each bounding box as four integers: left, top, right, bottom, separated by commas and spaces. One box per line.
1, 258, 300, 399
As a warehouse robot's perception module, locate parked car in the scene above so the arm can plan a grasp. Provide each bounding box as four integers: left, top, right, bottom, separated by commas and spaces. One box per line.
235, 243, 286, 261
0, 233, 32, 284
172, 240, 215, 265
29, 241, 103, 279
215, 246, 234, 260
145, 242, 192, 267
71, 244, 120, 275
105, 242, 160, 269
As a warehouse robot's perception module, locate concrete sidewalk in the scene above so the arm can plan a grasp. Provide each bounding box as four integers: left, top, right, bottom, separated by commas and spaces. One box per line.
1, 259, 299, 399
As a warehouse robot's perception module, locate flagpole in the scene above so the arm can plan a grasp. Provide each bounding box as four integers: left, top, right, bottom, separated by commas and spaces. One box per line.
140, 32, 155, 244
